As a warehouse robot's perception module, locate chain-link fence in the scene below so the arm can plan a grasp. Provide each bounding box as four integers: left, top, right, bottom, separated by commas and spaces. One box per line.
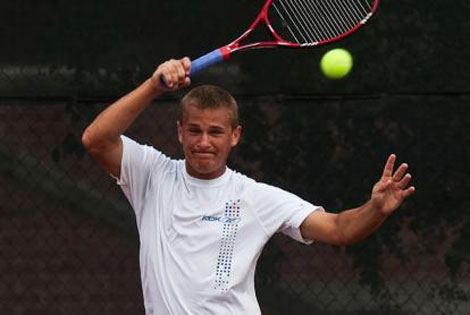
1, 94, 469, 314
2, 0, 470, 313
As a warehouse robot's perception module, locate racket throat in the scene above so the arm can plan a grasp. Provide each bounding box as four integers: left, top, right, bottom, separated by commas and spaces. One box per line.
220, 46, 232, 60
228, 22, 286, 53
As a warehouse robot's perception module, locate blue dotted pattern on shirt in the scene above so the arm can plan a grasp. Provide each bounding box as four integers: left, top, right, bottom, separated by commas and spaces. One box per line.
214, 199, 241, 292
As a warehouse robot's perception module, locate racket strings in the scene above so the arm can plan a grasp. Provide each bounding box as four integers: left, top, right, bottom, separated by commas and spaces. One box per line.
271, 0, 375, 45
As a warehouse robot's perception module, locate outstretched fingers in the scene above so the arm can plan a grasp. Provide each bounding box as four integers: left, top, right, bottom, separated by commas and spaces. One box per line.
373, 155, 416, 214
381, 154, 396, 179
400, 185, 416, 199
393, 162, 408, 182
397, 173, 412, 189
391, 158, 415, 199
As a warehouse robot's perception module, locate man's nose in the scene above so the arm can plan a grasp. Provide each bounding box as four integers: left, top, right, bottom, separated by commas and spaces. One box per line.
198, 133, 211, 147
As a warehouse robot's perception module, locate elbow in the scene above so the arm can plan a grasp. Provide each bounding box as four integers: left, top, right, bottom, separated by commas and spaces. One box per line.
81, 127, 120, 156
81, 128, 94, 151
81, 127, 104, 153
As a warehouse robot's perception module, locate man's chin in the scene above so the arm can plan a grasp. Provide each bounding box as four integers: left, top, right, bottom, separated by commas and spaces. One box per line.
189, 162, 225, 179
194, 164, 216, 174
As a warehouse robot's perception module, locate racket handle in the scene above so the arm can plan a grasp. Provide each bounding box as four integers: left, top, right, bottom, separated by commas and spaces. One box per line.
159, 48, 225, 87
190, 49, 225, 76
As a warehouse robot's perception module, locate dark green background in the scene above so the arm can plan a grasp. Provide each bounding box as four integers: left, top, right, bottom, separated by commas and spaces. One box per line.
1, 1, 469, 314
1, 0, 469, 95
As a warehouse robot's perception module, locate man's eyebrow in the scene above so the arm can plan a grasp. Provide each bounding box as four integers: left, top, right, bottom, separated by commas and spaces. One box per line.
185, 123, 226, 130
209, 126, 225, 130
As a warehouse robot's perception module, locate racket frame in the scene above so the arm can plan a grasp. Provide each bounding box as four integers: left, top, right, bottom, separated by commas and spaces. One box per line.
190, 0, 379, 75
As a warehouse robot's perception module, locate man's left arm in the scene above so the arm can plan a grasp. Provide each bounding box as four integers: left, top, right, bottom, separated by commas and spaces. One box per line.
300, 154, 415, 246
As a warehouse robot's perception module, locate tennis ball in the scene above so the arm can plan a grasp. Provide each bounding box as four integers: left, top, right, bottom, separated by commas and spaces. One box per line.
320, 48, 353, 79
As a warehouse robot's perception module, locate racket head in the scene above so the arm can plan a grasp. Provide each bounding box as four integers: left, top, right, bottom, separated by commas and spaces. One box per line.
188, 0, 380, 76
229, 0, 379, 52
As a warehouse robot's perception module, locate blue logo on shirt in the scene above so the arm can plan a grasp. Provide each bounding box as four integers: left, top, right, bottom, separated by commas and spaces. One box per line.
202, 215, 241, 224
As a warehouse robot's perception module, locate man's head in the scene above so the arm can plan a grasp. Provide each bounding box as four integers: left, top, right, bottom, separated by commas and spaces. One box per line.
177, 85, 242, 179
179, 85, 239, 128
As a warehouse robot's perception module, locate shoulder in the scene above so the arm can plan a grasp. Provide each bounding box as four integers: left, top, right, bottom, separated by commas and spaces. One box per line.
229, 169, 293, 201
228, 169, 273, 193
121, 135, 179, 172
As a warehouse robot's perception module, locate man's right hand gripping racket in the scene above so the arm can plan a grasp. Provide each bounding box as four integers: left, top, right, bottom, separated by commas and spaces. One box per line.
162, 0, 378, 83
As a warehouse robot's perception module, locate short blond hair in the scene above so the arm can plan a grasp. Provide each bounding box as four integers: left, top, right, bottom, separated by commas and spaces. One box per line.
179, 85, 239, 129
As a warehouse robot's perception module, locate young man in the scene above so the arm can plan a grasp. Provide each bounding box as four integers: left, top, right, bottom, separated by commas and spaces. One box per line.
82, 57, 415, 314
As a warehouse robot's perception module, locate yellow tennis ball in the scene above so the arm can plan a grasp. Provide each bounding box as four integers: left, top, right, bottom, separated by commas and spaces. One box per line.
320, 48, 353, 79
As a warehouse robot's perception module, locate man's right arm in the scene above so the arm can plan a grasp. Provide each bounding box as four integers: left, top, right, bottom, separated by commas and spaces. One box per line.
81, 57, 191, 177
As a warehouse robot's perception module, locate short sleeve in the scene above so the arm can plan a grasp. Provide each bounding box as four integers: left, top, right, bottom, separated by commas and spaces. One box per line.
116, 135, 172, 216
250, 183, 324, 244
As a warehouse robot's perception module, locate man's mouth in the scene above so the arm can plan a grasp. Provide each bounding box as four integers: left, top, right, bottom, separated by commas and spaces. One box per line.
193, 152, 215, 158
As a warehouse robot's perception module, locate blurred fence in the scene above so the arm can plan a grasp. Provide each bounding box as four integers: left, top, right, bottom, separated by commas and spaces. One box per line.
1, 94, 469, 315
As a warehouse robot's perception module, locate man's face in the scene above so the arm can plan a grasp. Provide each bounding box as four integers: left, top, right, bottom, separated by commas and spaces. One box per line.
178, 105, 241, 179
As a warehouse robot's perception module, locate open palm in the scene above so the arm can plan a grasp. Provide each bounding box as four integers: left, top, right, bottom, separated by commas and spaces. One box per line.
372, 154, 415, 216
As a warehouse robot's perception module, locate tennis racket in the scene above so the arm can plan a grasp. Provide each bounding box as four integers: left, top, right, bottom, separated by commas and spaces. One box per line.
163, 0, 379, 82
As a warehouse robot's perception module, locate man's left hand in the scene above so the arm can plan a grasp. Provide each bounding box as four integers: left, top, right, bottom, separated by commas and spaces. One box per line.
371, 154, 415, 216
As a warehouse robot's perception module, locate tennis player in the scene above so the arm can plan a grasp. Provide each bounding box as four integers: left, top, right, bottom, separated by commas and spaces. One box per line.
82, 57, 415, 314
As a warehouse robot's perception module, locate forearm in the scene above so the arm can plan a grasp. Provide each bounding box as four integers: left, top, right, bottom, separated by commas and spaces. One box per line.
302, 155, 414, 246
82, 78, 162, 149
336, 200, 388, 245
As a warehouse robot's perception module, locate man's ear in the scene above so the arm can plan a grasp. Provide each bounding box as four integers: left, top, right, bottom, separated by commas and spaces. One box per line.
177, 120, 183, 144
231, 125, 242, 147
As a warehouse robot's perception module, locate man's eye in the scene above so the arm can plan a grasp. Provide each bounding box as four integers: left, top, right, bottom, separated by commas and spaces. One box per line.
189, 129, 200, 133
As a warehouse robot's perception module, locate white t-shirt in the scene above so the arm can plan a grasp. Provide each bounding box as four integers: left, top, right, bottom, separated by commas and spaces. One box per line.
116, 136, 323, 315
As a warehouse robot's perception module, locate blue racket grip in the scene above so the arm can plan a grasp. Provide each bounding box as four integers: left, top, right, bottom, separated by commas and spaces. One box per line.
159, 48, 225, 87
190, 49, 225, 76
